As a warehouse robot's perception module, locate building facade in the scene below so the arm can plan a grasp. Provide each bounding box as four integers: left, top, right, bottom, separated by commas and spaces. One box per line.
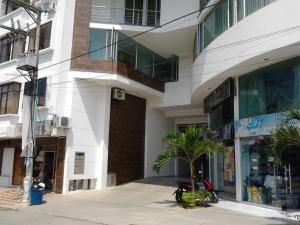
0, 0, 299, 209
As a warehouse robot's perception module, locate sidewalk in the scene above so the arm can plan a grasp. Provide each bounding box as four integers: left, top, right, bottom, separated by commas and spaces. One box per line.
216, 199, 300, 222
0, 187, 56, 209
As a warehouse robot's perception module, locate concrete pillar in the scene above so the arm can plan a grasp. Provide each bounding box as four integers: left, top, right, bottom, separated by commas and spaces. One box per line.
234, 77, 242, 201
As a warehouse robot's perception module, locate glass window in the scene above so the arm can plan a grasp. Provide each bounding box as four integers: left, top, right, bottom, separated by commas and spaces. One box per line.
24, 78, 47, 107
0, 36, 12, 64
137, 45, 153, 77
147, 0, 160, 27
0, 83, 21, 115
204, 0, 228, 48
239, 58, 300, 119
125, 0, 144, 25
229, 0, 234, 27
241, 137, 300, 208
237, 0, 244, 22
246, 0, 277, 16
117, 32, 137, 68
89, 29, 109, 59
29, 21, 52, 51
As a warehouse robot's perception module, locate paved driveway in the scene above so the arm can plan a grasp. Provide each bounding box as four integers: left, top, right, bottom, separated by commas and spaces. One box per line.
0, 178, 297, 225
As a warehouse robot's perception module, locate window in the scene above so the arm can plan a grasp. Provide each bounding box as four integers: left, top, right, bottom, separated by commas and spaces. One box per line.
74, 152, 85, 175
237, 0, 244, 21
89, 29, 111, 60
0, 34, 25, 64
204, 0, 228, 48
0, 36, 11, 63
125, 0, 144, 25
24, 78, 47, 107
245, 0, 276, 16
147, 0, 160, 27
1, 0, 30, 16
29, 21, 52, 51
239, 58, 300, 119
0, 83, 21, 115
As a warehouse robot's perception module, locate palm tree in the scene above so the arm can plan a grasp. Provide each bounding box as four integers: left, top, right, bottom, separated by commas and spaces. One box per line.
271, 107, 300, 164
152, 125, 222, 192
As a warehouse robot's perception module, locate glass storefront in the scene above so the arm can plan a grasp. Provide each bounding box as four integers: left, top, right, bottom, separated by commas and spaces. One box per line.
241, 137, 300, 208
224, 146, 236, 198
239, 57, 300, 119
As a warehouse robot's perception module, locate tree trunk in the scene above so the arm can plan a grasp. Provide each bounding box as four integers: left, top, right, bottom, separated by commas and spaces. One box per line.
189, 162, 195, 193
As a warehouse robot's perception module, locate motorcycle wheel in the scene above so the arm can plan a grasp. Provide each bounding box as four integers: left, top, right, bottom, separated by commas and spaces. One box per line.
175, 190, 183, 203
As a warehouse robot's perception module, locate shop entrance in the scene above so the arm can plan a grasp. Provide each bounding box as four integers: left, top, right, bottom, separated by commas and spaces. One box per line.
241, 137, 300, 209
34, 146, 56, 191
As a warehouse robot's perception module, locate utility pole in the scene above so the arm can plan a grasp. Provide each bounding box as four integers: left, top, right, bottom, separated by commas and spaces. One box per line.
11, 0, 42, 204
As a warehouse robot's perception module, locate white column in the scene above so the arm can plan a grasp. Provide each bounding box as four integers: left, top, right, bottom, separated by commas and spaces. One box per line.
234, 77, 242, 201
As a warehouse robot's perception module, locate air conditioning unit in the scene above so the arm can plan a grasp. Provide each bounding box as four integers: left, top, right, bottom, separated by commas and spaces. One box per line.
34, 0, 57, 13
112, 88, 125, 100
53, 116, 71, 128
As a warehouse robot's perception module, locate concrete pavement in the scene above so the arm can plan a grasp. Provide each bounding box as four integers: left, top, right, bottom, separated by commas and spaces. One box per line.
0, 178, 298, 225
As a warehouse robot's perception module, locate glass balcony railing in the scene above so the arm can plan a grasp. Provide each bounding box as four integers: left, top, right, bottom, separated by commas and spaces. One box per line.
91, 6, 160, 27
89, 28, 178, 83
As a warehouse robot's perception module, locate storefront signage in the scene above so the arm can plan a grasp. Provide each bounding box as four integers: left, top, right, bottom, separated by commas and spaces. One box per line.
213, 123, 233, 141
74, 152, 85, 174
204, 78, 233, 113
235, 113, 281, 138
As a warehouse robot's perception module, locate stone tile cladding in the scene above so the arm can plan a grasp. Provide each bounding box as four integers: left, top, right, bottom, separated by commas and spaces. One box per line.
108, 93, 146, 185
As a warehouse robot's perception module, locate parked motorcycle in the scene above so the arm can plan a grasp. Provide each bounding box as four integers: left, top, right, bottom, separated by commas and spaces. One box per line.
173, 178, 219, 203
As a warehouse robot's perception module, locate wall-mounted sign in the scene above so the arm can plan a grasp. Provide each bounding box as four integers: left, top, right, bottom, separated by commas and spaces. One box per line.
204, 78, 234, 113
234, 113, 298, 138
74, 152, 85, 174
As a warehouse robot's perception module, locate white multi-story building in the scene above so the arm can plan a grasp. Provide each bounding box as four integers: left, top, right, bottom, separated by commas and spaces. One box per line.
0, 0, 299, 209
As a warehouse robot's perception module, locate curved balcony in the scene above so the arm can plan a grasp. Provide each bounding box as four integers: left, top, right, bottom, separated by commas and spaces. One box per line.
191, 0, 300, 104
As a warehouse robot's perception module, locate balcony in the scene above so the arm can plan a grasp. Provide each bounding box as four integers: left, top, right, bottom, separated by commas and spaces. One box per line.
89, 29, 178, 84
91, 5, 160, 27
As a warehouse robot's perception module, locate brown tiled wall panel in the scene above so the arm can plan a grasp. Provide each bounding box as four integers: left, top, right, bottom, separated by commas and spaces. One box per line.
108, 93, 146, 185
71, 0, 165, 92
54, 137, 66, 194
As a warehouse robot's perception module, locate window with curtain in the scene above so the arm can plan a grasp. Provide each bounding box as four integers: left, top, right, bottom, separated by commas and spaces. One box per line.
239, 58, 300, 119
204, 0, 228, 48
0, 82, 21, 115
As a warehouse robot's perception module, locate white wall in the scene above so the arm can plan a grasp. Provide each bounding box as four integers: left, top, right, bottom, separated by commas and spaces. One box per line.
150, 56, 193, 108
63, 83, 111, 193
160, 0, 198, 30
144, 105, 174, 177
192, 0, 300, 101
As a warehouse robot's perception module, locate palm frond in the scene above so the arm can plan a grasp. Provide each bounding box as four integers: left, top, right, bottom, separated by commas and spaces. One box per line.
152, 149, 178, 173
